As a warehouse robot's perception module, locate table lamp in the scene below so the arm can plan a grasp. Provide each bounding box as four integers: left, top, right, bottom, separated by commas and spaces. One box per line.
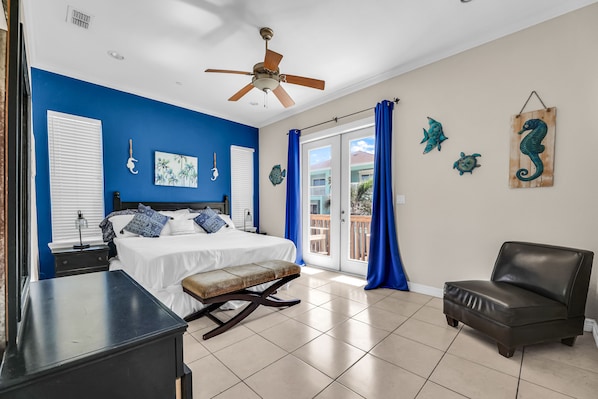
243, 209, 252, 231
74, 210, 90, 249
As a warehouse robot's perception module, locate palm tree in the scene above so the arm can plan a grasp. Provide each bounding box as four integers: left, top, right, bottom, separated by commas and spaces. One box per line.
173, 154, 187, 172
351, 179, 373, 215
155, 157, 171, 184
179, 162, 197, 187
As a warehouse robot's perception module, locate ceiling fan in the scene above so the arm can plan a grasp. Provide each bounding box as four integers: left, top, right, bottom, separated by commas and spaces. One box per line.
205, 27, 325, 108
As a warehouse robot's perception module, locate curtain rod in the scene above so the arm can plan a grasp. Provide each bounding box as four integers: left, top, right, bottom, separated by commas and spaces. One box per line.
298, 97, 400, 132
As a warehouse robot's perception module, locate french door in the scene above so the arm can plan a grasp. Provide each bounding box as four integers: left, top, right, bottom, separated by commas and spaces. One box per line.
301, 125, 375, 276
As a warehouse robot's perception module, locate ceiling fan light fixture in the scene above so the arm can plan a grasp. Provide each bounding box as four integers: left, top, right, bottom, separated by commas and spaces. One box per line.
252, 75, 279, 92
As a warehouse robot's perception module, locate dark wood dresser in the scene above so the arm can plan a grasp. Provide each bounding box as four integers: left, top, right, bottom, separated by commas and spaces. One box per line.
0, 270, 191, 399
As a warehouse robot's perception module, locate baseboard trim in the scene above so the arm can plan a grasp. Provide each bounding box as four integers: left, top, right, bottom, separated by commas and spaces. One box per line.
408, 282, 443, 298
584, 318, 598, 348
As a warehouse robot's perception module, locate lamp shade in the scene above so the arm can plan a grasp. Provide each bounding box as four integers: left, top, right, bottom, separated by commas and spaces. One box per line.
75, 210, 88, 229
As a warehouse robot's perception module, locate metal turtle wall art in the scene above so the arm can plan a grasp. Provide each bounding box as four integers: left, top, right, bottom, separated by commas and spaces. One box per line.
421, 117, 448, 154
453, 152, 481, 175
269, 164, 286, 186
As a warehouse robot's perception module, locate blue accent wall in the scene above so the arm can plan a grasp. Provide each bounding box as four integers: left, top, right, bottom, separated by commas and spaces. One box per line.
31, 68, 259, 279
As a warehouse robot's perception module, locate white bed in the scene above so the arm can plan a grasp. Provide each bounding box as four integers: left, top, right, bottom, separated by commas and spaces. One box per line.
105, 193, 296, 318
109, 229, 296, 317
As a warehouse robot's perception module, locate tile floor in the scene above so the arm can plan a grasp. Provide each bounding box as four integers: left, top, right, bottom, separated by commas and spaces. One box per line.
184, 266, 598, 399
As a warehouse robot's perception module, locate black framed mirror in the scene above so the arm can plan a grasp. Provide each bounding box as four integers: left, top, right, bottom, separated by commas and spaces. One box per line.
6, 0, 31, 347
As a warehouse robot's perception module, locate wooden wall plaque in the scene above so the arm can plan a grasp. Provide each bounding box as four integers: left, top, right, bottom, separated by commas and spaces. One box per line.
509, 107, 556, 188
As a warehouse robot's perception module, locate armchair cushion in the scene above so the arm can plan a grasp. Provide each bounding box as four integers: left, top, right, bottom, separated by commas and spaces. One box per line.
445, 281, 567, 327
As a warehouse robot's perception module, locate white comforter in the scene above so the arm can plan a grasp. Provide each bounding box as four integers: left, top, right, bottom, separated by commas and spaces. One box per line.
112, 229, 296, 292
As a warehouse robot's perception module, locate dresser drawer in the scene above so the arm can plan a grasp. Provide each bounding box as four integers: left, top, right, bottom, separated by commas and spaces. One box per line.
53, 246, 110, 277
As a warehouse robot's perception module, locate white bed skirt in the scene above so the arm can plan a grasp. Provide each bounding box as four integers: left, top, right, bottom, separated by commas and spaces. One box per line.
108, 229, 297, 319
109, 258, 287, 319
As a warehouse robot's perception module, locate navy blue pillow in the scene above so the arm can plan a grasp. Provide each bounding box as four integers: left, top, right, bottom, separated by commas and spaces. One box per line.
194, 207, 227, 233
123, 204, 170, 237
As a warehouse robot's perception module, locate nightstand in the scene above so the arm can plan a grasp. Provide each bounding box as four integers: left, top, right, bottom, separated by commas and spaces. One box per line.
52, 244, 110, 277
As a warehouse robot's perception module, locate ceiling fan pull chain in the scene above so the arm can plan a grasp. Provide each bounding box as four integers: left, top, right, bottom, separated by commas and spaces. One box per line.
264, 90, 268, 108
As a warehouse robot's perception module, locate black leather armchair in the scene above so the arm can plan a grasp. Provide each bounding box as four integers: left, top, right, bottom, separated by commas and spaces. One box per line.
443, 241, 593, 357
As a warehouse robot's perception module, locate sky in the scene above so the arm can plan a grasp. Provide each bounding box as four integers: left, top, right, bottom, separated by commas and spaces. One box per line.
309, 136, 374, 165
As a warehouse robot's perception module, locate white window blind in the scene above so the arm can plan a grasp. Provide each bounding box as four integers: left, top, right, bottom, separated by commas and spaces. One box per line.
230, 145, 254, 229
47, 111, 105, 246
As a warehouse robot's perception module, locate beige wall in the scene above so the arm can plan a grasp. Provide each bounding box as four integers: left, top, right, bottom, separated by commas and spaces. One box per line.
259, 5, 598, 319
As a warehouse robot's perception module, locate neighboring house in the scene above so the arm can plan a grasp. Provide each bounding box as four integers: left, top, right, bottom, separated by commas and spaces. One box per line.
309, 151, 374, 215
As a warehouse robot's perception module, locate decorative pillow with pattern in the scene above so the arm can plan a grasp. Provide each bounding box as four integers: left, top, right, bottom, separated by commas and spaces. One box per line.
193, 206, 227, 233
123, 203, 170, 237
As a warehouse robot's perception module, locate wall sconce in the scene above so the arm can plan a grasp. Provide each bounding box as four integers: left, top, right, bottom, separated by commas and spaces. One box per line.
74, 210, 90, 249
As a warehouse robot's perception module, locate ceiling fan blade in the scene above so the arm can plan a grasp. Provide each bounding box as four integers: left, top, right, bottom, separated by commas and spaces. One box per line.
283, 74, 325, 90
264, 49, 283, 71
205, 69, 252, 75
272, 85, 295, 108
228, 83, 255, 101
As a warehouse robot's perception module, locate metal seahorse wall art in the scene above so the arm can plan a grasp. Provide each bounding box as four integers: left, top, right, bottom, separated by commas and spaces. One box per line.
516, 118, 547, 181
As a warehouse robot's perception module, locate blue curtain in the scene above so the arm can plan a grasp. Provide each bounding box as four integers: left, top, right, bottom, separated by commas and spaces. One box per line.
365, 101, 408, 290
285, 129, 304, 265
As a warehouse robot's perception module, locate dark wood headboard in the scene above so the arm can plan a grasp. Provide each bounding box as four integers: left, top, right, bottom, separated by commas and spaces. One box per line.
112, 191, 230, 215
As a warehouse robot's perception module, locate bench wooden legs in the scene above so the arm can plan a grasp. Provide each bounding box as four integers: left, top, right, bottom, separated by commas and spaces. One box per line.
183, 274, 301, 340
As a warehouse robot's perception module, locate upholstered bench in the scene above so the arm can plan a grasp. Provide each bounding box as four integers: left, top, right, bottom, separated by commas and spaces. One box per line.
182, 260, 301, 339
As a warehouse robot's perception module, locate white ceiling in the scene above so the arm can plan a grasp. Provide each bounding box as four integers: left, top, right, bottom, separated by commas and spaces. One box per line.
22, 0, 596, 128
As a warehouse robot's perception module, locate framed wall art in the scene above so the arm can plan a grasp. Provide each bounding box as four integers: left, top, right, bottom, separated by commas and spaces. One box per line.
509, 107, 556, 188
154, 151, 198, 188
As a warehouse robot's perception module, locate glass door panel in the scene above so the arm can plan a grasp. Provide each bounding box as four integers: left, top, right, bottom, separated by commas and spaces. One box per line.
301, 123, 374, 276
302, 137, 339, 269
340, 130, 374, 276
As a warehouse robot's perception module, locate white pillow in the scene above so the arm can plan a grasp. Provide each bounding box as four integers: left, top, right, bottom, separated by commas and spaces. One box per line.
182, 212, 207, 234
193, 224, 207, 233
109, 214, 138, 238
160, 222, 172, 236
159, 209, 191, 219
159, 210, 192, 235
169, 218, 196, 235
219, 214, 236, 229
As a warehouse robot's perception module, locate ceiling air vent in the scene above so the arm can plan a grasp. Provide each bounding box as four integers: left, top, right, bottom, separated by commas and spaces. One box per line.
66, 6, 92, 29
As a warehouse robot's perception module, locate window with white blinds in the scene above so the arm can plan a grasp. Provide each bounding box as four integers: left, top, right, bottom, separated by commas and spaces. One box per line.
230, 145, 254, 229
47, 111, 105, 247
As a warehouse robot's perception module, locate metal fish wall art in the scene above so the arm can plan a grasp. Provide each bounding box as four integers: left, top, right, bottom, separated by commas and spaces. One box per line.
421, 117, 448, 154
